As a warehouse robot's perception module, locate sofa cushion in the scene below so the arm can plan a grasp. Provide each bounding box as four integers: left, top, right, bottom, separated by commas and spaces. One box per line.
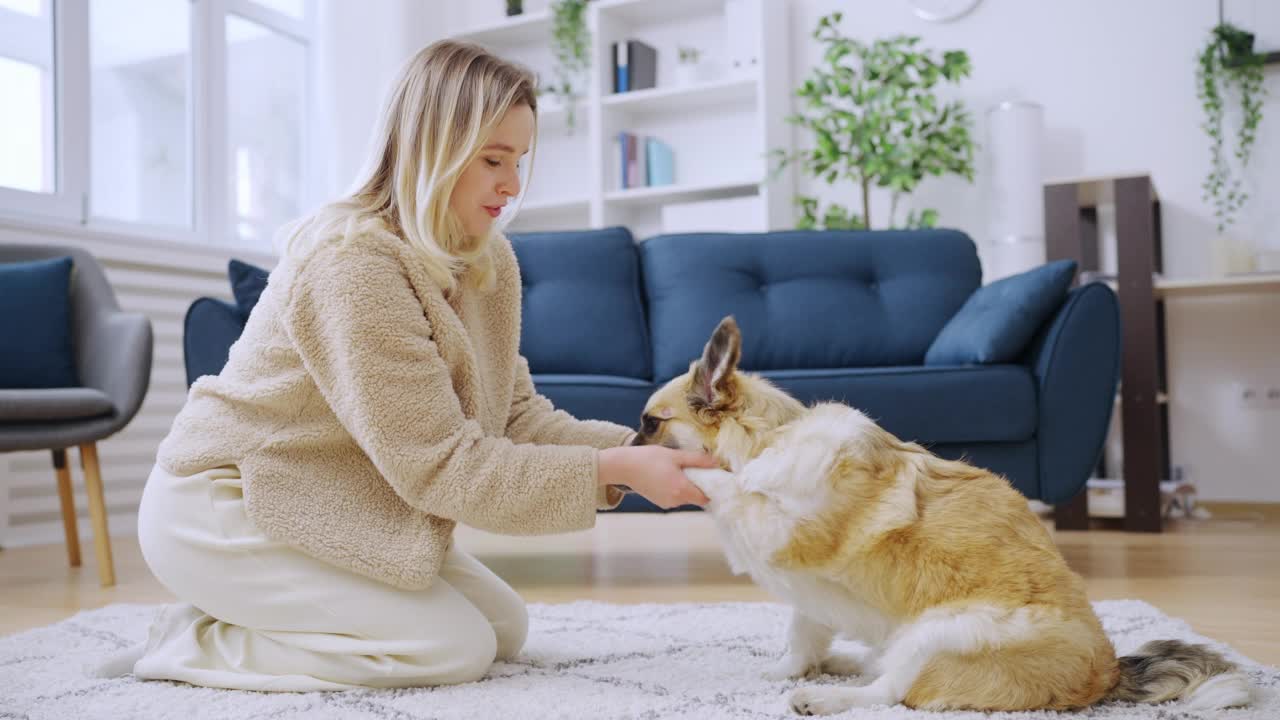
510, 227, 651, 379
642, 230, 981, 381
228, 258, 270, 318
925, 259, 1077, 365
0, 387, 114, 421
0, 256, 79, 389
761, 364, 1037, 444
531, 374, 654, 429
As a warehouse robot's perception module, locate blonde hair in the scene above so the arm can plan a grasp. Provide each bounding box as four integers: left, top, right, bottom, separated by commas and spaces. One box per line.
280, 40, 538, 292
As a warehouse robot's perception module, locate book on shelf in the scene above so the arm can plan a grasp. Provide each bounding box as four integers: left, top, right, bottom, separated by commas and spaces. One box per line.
615, 132, 674, 190
645, 137, 674, 187
612, 39, 657, 93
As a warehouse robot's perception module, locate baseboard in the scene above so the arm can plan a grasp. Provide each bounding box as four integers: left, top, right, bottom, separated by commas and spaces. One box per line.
1197, 501, 1280, 521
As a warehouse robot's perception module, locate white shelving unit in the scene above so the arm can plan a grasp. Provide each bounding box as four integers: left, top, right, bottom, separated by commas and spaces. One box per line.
451, 0, 794, 239
1155, 273, 1280, 298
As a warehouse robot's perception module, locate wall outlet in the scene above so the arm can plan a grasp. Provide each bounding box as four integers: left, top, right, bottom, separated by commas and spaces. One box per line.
1239, 385, 1262, 409
1238, 384, 1280, 410
1266, 387, 1280, 411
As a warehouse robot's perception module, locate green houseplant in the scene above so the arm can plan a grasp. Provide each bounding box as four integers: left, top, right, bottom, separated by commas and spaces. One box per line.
773, 12, 976, 230
1196, 22, 1267, 235
547, 0, 590, 134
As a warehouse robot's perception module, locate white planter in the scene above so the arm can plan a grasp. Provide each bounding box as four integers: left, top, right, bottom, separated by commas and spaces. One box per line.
674, 62, 700, 86
984, 100, 1045, 281
1256, 249, 1280, 273
1210, 235, 1257, 275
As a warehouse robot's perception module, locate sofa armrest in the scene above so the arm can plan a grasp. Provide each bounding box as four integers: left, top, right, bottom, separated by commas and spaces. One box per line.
1024, 282, 1120, 503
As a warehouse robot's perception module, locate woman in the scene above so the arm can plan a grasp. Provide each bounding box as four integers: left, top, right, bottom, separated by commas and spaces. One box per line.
109, 39, 714, 692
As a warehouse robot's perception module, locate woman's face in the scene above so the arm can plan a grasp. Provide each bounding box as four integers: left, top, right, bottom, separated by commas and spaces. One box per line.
450, 103, 534, 237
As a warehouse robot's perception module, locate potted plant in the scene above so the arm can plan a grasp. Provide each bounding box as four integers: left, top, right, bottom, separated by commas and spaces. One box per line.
772, 12, 976, 230
675, 46, 703, 86
506, 0, 522, 17
1196, 22, 1266, 239
547, 0, 590, 134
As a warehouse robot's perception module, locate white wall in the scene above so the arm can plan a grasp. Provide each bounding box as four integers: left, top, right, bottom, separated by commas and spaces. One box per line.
308, 0, 458, 206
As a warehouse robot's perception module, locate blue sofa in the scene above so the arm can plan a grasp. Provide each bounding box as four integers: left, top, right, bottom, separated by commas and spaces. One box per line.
184, 227, 1120, 513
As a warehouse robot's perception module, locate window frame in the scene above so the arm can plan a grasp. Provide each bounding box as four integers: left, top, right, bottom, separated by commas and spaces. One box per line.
0, 0, 315, 251
0, 0, 86, 221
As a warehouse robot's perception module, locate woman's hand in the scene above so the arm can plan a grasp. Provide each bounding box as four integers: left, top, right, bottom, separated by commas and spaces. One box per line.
598, 446, 716, 509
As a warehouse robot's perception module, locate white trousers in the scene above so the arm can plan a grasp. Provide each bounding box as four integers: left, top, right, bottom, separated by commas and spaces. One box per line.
131, 464, 528, 691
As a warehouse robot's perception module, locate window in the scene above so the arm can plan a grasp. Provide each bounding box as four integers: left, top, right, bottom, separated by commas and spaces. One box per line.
90, 0, 192, 227
226, 13, 306, 246
0, 1, 56, 195
0, 0, 313, 250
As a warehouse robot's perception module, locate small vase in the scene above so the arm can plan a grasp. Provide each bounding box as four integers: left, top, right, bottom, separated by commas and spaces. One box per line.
1210, 234, 1257, 275
1255, 247, 1280, 273
675, 62, 699, 86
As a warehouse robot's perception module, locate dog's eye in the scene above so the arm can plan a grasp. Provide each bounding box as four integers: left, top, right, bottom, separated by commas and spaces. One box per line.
641, 415, 661, 434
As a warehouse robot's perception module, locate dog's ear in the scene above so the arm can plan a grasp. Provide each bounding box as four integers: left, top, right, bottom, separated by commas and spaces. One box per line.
690, 316, 741, 410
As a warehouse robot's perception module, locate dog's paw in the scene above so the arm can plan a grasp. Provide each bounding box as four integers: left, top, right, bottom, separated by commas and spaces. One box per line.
789, 687, 853, 716
765, 654, 816, 681
819, 651, 863, 676
683, 467, 735, 501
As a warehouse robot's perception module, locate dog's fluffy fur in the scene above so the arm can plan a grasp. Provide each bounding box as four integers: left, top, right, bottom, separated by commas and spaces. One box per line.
633, 317, 1252, 715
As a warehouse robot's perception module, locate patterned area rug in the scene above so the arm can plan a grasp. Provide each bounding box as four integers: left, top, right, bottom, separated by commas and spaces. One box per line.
1, 599, 1274, 719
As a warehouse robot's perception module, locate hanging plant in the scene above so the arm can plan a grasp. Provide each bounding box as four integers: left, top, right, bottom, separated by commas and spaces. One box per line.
771, 12, 976, 231
548, 0, 590, 134
1196, 22, 1266, 235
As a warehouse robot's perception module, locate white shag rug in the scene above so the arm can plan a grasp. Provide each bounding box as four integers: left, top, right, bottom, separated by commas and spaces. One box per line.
1, 600, 1275, 719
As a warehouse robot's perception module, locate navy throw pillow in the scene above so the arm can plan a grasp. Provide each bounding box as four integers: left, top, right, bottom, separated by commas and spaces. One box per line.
228, 259, 270, 318
0, 256, 80, 388
924, 259, 1078, 365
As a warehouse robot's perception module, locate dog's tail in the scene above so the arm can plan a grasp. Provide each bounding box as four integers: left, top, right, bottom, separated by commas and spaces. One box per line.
1105, 639, 1252, 709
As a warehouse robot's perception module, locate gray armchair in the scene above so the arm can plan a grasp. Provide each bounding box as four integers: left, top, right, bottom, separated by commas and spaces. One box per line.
0, 244, 153, 586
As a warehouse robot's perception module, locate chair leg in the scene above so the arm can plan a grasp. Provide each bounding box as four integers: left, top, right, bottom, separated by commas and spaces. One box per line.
79, 442, 116, 587
52, 449, 82, 568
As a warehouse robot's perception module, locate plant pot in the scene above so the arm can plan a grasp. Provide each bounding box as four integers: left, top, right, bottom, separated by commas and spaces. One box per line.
1216, 24, 1256, 66
1210, 235, 1257, 275
675, 62, 700, 86
1256, 250, 1280, 273
1224, 30, 1255, 58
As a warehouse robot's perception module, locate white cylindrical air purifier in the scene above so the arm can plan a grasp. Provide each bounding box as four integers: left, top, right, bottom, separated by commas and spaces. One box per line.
985, 100, 1046, 281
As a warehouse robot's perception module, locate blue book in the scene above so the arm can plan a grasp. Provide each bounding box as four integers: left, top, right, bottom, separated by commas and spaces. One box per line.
646, 138, 674, 186
617, 131, 631, 189
614, 42, 629, 93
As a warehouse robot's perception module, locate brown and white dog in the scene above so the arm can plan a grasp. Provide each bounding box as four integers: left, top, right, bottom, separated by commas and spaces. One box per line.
632, 316, 1252, 715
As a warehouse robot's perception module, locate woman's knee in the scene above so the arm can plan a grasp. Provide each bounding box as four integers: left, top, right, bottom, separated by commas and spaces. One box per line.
452, 621, 499, 684
393, 611, 497, 687
493, 596, 528, 662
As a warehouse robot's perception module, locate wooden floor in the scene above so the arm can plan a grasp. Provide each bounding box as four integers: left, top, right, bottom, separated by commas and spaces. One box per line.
2, 505, 1278, 665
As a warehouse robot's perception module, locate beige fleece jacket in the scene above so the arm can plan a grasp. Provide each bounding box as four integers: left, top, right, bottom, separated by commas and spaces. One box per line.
156, 223, 633, 590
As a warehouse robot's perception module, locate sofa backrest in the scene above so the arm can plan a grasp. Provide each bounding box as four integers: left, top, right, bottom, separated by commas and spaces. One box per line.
509, 226, 652, 379
641, 230, 981, 381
